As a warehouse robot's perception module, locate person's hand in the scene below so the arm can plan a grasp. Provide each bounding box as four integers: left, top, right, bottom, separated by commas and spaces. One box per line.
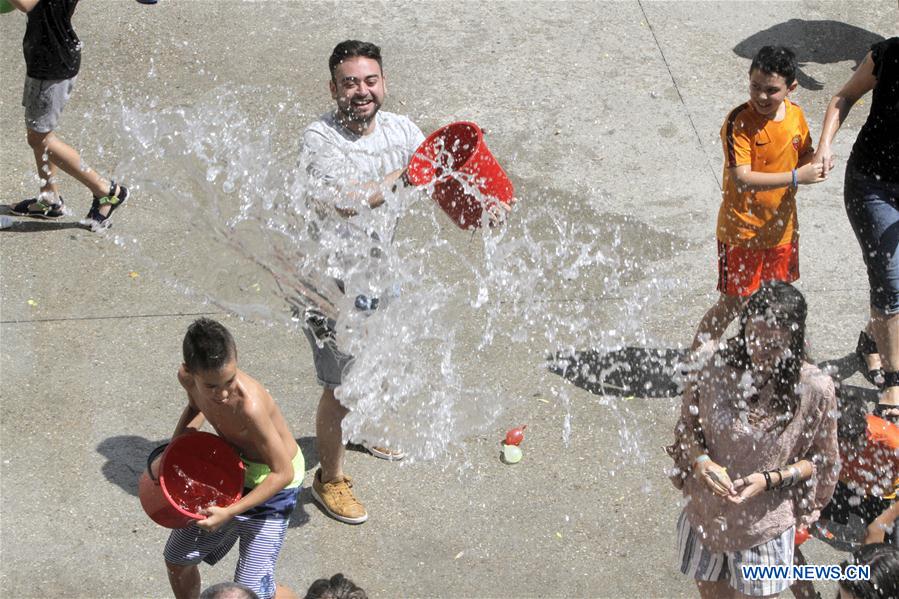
694, 459, 735, 497
196, 505, 234, 533
486, 197, 516, 227
729, 472, 768, 504
813, 144, 836, 175
797, 162, 827, 185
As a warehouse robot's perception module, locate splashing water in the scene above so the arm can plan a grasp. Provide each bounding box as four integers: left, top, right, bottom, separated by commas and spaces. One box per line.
171, 465, 233, 513
97, 86, 689, 465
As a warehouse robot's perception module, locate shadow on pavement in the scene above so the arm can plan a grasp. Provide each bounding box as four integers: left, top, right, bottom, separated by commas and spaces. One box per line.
97, 435, 169, 496
548, 346, 688, 398
549, 347, 878, 407
733, 20, 884, 90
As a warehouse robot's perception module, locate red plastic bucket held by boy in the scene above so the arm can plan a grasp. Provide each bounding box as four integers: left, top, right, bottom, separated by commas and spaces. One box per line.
138, 431, 246, 529
404, 121, 514, 230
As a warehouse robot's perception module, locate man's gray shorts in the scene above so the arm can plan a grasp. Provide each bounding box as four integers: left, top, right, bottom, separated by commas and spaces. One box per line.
303, 309, 354, 389
23, 76, 76, 133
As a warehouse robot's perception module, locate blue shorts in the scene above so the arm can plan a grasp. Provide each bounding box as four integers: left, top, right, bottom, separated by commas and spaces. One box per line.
163, 487, 300, 599
845, 165, 899, 314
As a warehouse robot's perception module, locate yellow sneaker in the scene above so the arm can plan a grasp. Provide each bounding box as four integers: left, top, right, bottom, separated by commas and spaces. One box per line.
311, 469, 368, 524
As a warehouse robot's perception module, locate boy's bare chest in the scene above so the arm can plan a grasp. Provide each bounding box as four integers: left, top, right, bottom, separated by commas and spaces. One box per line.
199, 402, 252, 453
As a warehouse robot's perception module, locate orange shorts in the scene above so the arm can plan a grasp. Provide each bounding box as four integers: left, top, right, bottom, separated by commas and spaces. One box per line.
716, 240, 799, 297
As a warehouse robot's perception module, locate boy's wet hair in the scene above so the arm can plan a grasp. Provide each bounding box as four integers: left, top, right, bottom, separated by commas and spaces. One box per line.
329, 40, 382, 81
182, 318, 237, 373
750, 45, 797, 85
305, 573, 367, 599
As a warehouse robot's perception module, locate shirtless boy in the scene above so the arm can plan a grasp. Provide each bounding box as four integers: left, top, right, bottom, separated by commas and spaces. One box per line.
163, 318, 304, 599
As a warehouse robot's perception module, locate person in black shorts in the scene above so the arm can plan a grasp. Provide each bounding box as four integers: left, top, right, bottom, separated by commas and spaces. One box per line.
7, 0, 128, 231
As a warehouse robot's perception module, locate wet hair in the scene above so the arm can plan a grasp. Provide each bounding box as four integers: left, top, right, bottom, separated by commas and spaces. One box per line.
750, 45, 797, 85
329, 40, 382, 81
200, 581, 260, 599
304, 573, 367, 599
837, 543, 899, 599
723, 281, 807, 414
182, 318, 237, 373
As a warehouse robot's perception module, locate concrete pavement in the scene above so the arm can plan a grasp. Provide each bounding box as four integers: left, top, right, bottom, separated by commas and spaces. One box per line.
1, 1, 896, 597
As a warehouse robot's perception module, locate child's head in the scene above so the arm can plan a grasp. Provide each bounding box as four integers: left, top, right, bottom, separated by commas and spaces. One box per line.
182, 319, 239, 403
183, 318, 237, 372
304, 573, 367, 599
837, 543, 899, 599
747, 46, 798, 118
200, 581, 259, 599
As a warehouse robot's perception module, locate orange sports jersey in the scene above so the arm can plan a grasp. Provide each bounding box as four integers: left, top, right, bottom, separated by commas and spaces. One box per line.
840, 414, 899, 499
717, 99, 812, 249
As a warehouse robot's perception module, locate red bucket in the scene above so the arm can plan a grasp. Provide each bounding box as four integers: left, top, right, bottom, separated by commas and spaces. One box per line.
138, 431, 245, 529
404, 121, 514, 230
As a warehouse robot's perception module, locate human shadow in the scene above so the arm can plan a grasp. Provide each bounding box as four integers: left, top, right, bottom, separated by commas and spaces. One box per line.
550, 346, 880, 405
733, 20, 885, 90
548, 347, 688, 398
97, 435, 169, 497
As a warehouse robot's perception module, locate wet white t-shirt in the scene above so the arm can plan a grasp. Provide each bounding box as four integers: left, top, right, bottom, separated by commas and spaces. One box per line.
300, 110, 424, 186
298, 110, 425, 293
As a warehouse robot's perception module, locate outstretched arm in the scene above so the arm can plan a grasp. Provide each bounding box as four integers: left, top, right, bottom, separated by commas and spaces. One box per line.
8, 0, 40, 12
333, 168, 405, 217
865, 500, 899, 544
729, 161, 826, 192
815, 52, 877, 174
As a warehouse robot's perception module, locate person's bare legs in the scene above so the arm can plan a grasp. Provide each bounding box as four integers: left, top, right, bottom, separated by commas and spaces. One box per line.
871, 306, 899, 405
863, 319, 884, 373
166, 561, 200, 599
317, 387, 349, 482
692, 293, 745, 350
789, 548, 817, 598
26, 129, 118, 216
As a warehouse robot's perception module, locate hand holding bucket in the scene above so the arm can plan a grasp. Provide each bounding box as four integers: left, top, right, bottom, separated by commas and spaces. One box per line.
138, 431, 245, 528
404, 122, 515, 230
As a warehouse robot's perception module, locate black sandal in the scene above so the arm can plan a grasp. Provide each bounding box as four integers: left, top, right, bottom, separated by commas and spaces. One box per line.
10, 197, 66, 219
84, 181, 128, 231
856, 330, 885, 388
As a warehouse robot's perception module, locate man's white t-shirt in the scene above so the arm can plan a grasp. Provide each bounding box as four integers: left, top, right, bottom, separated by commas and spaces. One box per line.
299, 110, 424, 192
298, 110, 425, 290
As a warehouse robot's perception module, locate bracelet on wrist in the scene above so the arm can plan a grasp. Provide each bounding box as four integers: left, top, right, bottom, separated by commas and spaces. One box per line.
788, 465, 800, 487
763, 470, 773, 491
791, 168, 798, 188
692, 454, 711, 469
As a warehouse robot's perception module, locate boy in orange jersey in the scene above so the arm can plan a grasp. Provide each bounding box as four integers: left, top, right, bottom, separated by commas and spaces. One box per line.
691, 46, 827, 350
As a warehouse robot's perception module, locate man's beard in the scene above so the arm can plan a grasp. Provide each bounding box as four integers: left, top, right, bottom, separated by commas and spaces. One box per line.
338, 98, 381, 125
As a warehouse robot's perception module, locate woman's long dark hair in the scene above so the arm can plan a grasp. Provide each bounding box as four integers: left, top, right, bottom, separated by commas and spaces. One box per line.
723, 281, 808, 414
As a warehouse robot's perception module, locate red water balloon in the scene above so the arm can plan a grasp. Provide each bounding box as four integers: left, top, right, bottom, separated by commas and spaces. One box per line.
504, 425, 527, 446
